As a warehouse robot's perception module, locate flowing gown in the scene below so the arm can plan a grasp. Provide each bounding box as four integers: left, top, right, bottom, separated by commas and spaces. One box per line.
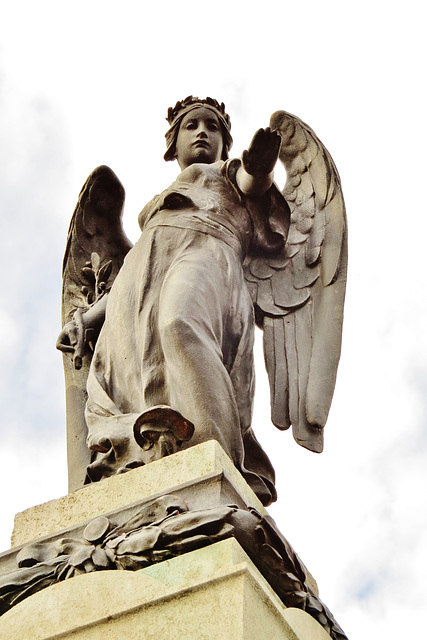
85, 160, 278, 505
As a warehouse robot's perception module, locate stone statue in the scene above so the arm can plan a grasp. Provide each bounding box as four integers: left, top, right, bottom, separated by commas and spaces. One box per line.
57, 96, 347, 502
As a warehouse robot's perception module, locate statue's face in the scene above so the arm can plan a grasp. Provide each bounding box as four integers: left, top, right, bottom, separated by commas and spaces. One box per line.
175, 107, 223, 169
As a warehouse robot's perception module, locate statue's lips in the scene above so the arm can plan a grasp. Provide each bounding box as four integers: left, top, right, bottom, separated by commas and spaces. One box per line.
193, 140, 210, 149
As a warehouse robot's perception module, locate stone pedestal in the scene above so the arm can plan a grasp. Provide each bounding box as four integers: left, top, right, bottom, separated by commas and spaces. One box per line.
0, 442, 336, 639
11, 440, 267, 547
0, 538, 330, 639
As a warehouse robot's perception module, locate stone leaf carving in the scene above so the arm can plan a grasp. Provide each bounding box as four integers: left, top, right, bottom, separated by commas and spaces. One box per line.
0, 496, 347, 640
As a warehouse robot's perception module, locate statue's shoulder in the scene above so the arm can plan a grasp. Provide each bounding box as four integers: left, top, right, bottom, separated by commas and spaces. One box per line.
138, 193, 164, 230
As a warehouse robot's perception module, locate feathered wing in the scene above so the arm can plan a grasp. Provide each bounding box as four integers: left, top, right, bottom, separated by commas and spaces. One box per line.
244, 112, 347, 453
61, 165, 133, 490
62, 165, 133, 323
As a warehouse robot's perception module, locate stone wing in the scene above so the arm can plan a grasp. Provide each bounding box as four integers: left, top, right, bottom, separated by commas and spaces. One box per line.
244, 111, 347, 453
62, 165, 132, 325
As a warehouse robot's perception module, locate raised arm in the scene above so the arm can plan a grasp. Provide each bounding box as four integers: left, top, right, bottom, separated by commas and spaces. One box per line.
236, 127, 281, 196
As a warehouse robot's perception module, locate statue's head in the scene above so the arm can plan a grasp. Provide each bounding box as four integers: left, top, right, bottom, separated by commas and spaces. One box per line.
164, 96, 233, 167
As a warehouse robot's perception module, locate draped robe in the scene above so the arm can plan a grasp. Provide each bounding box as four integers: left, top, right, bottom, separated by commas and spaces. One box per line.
85, 160, 285, 505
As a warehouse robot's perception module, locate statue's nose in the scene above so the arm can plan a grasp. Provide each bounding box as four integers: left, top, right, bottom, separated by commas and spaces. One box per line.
196, 124, 208, 137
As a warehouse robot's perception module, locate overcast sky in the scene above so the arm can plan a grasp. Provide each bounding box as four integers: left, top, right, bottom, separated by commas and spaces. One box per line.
1, 1, 426, 637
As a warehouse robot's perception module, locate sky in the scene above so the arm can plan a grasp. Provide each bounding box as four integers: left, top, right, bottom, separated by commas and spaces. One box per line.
0, 1, 426, 637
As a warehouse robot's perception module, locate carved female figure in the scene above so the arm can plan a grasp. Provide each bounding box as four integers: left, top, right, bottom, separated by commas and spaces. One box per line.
58, 97, 347, 505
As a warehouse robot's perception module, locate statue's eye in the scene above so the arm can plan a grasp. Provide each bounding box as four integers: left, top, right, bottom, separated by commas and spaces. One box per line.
185, 120, 197, 129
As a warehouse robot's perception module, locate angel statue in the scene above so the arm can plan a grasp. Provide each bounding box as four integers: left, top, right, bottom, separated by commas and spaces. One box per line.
57, 96, 347, 505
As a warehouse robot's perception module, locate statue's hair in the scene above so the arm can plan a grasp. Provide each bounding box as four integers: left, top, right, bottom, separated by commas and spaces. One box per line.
164, 96, 233, 162
166, 96, 231, 128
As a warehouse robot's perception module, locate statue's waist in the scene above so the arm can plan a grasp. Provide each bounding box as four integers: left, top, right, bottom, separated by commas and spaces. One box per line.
144, 208, 250, 256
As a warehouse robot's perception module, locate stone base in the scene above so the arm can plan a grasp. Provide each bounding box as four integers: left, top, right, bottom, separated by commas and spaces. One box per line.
0, 538, 330, 640
11, 440, 266, 548
0, 441, 346, 639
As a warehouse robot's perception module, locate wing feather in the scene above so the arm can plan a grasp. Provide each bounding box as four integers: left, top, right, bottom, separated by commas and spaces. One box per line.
321, 188, 346, 286
291, 245, 320, 290
263, 317, 290, 430
283, 313, 300, 429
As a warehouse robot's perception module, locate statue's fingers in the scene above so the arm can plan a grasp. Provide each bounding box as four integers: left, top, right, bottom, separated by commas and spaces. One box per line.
56, 339, 75, 354
250, 128, 266, 148
56, 328, 75, 353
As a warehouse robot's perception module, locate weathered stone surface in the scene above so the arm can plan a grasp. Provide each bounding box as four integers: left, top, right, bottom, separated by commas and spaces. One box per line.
12, 441, 266, 548
285, 608, 333, 640
0, 539, 331, 640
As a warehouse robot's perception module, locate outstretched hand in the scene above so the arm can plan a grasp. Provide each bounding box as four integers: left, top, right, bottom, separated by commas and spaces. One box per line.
242, 127, 281, 177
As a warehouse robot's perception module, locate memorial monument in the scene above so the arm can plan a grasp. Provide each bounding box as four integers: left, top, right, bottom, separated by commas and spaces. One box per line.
0, 97, 348, 639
